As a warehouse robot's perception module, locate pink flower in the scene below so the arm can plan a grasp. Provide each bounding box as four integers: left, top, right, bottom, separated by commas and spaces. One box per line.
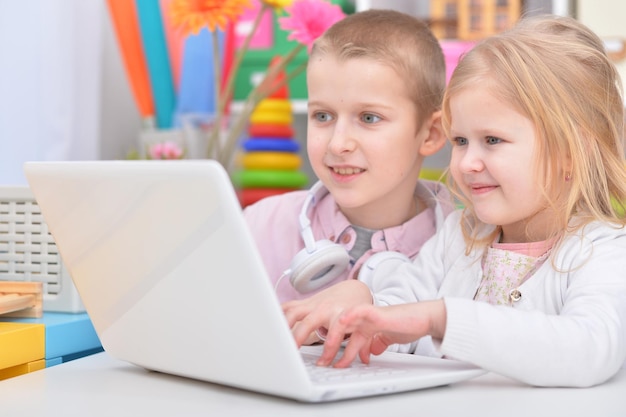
278, 0, 345, 51
149, 141, 184, 160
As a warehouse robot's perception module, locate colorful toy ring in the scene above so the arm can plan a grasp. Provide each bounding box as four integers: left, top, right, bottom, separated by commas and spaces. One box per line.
242, 139, 300, 153
250, 111, 293, 126
254, 99, 292, 113
238, 187, 298, 207
248, 124, 294, 138
232, 170, 309, 188
241, 152, 302, 170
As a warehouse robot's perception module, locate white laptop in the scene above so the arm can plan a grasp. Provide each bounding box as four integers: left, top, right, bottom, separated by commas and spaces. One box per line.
23, 160, 485, 402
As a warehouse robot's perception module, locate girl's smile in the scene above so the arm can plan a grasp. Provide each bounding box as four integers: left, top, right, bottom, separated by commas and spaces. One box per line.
467, 183, 499, 195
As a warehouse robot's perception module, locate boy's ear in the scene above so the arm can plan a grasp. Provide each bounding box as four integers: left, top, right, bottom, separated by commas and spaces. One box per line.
418, 110, 446, 157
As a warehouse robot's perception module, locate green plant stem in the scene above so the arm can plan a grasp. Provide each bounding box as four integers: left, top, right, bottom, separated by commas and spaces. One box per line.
219, 4, 269, 117
263, 56, 307, 99
219, 91, 259, 168
254, 44, 305, 97
208, 5, 269, 161
207, 29, 223, 159
218, 46, 308, 168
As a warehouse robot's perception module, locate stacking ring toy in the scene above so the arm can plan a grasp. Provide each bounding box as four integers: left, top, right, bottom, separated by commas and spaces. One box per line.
238, 187, 299, 207
232, 170, 309, 188
241, 152, 302, 170
246, 136, 296, 142
248, 124, 295, 138
253, 99, 292, 113
242, 139, 300, 153
250, 111, 293, 126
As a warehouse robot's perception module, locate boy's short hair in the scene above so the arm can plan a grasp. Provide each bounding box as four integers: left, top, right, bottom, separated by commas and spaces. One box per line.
310, 9, 446, 123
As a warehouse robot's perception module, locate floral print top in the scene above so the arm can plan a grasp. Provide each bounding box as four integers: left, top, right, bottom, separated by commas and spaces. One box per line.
475, 238, 555, 305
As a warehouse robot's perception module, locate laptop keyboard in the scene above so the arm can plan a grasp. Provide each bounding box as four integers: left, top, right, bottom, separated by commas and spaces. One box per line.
302, 354, 409, 383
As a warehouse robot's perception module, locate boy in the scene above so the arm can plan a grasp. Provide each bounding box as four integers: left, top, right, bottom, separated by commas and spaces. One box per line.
244, 9, 451, 305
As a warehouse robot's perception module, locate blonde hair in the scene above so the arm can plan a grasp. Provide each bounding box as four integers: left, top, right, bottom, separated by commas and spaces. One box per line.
441, 15, 626, 253
310, 9, 445, 125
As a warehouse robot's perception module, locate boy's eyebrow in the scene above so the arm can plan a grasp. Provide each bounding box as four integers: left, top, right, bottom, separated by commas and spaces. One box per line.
308, 99, 396, 111
306, 100, 325, 108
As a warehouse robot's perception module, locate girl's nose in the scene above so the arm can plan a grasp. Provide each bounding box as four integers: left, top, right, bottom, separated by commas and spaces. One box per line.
455, 145, 484, 173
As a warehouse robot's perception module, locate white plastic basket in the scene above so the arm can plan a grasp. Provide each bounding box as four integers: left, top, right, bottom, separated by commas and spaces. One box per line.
0, 186, 84, 313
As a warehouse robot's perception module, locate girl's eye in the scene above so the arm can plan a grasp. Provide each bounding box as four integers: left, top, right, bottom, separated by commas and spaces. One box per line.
313, 112, 333, 122
486, 136, 502, 145
452, 136, 468, 146
361, 113, 381, 124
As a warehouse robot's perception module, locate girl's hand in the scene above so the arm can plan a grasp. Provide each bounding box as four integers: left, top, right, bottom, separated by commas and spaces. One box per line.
317, 299, 448, 368
281, 280, 373, 347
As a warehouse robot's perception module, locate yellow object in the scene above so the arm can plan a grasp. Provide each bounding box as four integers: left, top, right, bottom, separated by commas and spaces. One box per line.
0, 322, 45, 370
250, 110, 293, 126
0, 359, 46, 381
241, 152, 302, 170
419, 168, 446, 183
254, 98, 292, 114
612, 196, 626, 217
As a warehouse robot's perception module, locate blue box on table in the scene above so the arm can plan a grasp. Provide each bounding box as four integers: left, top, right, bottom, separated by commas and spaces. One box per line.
0, 312, 102, 366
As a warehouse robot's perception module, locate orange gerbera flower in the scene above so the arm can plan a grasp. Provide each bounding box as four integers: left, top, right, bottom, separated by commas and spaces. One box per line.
169, 0, 253, 34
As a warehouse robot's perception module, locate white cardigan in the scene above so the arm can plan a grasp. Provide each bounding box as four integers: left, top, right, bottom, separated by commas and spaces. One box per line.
366, 210, 626, 387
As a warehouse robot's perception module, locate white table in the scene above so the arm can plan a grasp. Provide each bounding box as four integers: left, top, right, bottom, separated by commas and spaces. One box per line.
1, 352, 624, 417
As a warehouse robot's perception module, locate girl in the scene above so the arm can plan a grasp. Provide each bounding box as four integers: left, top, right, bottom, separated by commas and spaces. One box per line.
283, 15, 626, 388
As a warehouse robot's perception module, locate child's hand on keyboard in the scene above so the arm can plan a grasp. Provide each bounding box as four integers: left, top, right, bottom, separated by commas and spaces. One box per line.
317, 300, 447, 368
282, 280, 373, 348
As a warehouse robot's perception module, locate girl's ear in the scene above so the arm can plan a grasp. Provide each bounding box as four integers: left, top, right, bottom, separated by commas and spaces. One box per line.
562, 154, 573, 181
419, 110, 447, 157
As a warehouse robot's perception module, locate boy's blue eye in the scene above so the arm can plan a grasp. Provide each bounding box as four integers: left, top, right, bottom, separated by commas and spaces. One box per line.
486, 136, 502, 144
361, 113, 381, 124
313, 112, 333, 122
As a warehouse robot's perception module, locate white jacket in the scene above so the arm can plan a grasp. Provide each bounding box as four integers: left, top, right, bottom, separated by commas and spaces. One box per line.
366, 210, 626, 387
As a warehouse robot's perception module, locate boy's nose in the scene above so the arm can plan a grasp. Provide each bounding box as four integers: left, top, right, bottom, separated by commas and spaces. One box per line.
328, 122, 356, 154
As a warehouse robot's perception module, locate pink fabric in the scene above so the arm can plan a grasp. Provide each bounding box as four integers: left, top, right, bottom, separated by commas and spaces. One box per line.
243, 181, 452, 303
493, 238, 556, 257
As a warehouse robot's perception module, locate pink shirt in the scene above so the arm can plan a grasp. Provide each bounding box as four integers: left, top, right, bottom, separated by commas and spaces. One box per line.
243, 180, 453, 302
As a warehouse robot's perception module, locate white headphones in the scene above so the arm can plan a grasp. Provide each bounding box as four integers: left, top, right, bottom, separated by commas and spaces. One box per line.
287, 181, 350, 293
283, 181, 445, 294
